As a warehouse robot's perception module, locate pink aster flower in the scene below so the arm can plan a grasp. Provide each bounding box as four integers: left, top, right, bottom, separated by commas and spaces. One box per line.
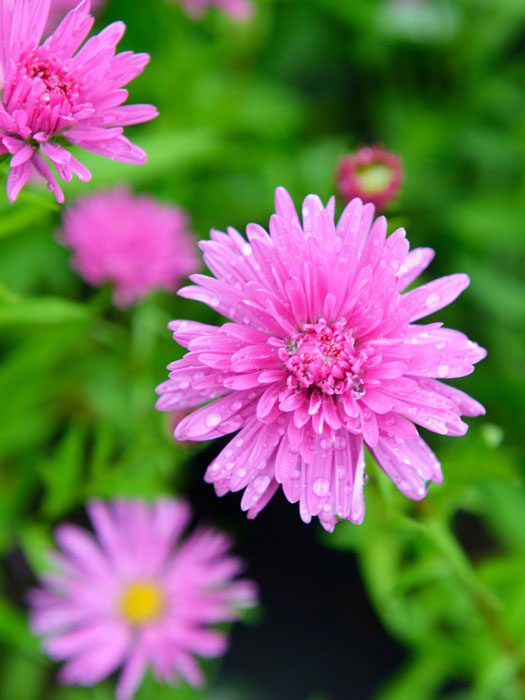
156, 187, 486, 532
28, 499, 256, 699
174, 0, 254, 21
337, 145, 403, 210
0, 0, 158, 204
60, 187, 199, 307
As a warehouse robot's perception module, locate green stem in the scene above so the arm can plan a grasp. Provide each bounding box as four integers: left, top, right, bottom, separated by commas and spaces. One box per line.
424, 518, 525, 692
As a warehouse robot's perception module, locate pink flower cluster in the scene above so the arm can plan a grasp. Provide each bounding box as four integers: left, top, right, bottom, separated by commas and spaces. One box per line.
156, 187, 486, 531
0, 0, 157, 203
174, 0, 254, 21
29, 499, 256, 699
60, 187, 198, 307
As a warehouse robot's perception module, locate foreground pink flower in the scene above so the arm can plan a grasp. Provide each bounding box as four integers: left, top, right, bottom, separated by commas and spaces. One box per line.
174, 0, 254, 21
29, 499, 256, 699
337, 146, 403, 210
156, 187, 486, 531
0, 0, 158, 204
60, 187, 198, 307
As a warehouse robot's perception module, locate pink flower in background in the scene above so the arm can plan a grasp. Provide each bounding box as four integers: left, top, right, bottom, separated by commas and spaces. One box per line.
47, 0, 105, 33
60, 187, 198, 307
175, 0, 254, 21
0, 0, 158, 204
156, 187, 486, 531
337, 146, 403, 210
29, 499, 256, 699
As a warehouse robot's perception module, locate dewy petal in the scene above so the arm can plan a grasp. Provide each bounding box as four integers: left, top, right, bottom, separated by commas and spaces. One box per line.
6, 160, 32, 203
86, 104, 158, 128
402, 273, 470, 322
32, 152, 64, 203
42, 0, 94, 58
398, 247, 435, 291
417, 377, 486, 417
175, 391, 261, 441
11, 0, 51, 52
371, 435, 442, 500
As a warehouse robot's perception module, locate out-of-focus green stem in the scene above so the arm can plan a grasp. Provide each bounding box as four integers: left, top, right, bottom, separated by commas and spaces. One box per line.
424, 518, 525, 693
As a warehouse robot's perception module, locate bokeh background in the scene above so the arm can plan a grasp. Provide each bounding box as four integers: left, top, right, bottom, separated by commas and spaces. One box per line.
1, 0, 525, 698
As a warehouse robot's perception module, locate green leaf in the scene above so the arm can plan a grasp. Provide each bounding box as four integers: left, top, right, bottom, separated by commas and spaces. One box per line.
0, 296, 90, 326
0, 594, 43, 661
1, 652, 47, 700
375, 653, 450, 700
39, 425, 86, 518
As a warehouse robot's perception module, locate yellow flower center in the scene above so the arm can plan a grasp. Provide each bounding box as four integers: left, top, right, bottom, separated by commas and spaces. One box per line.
119, 581, 164, 625
355, 162, 392, 194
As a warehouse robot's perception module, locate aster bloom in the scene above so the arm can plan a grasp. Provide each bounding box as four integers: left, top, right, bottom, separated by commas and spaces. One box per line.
156, 187, 486, 532
174, 0, 254, 21
60, 187, 199, 307
337, 145, 403, 210
0, 0, 158, 204
29, 499, 256, 699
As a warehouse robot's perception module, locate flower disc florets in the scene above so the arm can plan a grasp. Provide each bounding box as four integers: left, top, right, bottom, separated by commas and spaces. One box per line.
156, 187, 486, 531
13, 48, 83, 133
280, 317, 378, 403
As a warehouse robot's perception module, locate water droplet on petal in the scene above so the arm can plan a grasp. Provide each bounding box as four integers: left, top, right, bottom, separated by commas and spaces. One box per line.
253, 475, 270, 493
313, 478, 330, 497
425, 293, 440, 308
437, 365, 449, 377
334, 436, 347, 450
205, 413, 221, 428
336, 465, 346, 479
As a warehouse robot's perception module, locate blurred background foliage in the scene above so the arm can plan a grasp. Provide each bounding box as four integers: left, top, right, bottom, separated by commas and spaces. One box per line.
0, 0, 524, 698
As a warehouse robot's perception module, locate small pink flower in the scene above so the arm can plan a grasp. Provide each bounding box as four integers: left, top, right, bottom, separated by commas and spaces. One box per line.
29, 499, 257, 700
337, 146, 403, 210
60, 187, 199, 307
0, 0, 158, 204
173, 0, 254, 21
156, 187, 486, 531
